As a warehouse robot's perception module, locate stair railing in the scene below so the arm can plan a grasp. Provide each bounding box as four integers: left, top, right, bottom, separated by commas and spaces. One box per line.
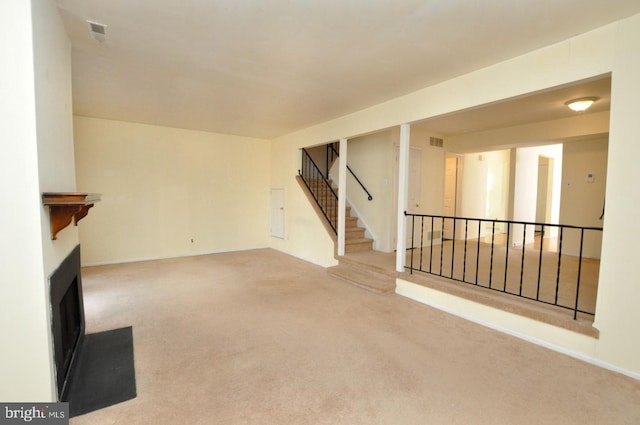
299, 148, 338, 234
404, 212, 603, 320
327, 143, 373, 201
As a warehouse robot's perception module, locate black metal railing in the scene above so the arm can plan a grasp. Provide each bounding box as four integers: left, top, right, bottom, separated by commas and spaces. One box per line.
299, 148, 338, 233
405, 213, 603, 320
327, 143, 373, 201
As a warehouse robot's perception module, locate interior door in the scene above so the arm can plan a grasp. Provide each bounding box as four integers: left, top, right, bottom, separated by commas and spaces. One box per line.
393, 146, 422, 248
407, 148, 422, 214
535, 157, 550, 232
270, 188, 285, 239
443, 156, 459, 239
406, 148, 422, 248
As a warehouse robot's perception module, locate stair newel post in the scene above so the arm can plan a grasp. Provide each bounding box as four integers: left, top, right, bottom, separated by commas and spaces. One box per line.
337, 138, 348, 256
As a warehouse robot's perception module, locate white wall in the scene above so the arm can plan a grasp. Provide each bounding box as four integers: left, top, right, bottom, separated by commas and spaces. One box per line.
272, 16, 640, 377
560, 137, 608, 258
0, 0, 76, 401
74, 116, 271, 265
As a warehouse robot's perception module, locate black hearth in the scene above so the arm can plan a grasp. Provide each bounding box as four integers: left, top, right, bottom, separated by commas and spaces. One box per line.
50, 245, 85, 399
49, 245, 137, 416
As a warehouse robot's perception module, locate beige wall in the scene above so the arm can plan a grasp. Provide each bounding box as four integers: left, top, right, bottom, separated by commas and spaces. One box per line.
272, 15, 640, 377
593, 13, 640, 372
74, 116, 271, 265
269, 135, 337, 267
0, 0, 76, 401
560, 137, 608, 258
34, 0, 80, 274
446, 111, 610, 153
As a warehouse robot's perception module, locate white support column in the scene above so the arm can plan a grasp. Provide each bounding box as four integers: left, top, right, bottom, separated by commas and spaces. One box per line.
337, 138, 348, 256
396, 124, 411, 272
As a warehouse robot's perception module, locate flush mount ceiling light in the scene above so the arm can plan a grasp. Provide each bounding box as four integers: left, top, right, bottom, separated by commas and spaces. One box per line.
565, 97, 599, 112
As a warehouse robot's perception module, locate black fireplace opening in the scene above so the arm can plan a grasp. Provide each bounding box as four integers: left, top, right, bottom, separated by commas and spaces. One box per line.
50, 245, 85, 399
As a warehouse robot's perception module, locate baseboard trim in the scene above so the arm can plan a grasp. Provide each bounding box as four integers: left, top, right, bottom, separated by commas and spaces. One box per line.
81, 246, 270, 267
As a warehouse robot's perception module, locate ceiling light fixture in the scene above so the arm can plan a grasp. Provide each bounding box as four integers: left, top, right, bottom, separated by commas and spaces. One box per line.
565, 97, 599, 112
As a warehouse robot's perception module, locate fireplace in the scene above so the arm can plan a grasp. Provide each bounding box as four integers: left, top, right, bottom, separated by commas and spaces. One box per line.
50, 245, 85, 399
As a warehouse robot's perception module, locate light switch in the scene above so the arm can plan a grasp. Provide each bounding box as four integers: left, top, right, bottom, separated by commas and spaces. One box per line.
587, 173, 594, 183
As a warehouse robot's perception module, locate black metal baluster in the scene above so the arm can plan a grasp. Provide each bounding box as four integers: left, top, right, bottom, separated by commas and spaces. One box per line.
325, 144, 330, 178
536, 225, 545, 301
451, 218, 457, 279
463, 219, 469, 282
489, 221, 496, 289
440, 218, 445, 276
410, 215, 415, 274
519, 224, 526, 296
429, 216, 434, 273
475, 219, 481, 285
573, 229, 585, 319
504, 223, 510, 292
555, 227, 564, 305
420, 217, 425, 272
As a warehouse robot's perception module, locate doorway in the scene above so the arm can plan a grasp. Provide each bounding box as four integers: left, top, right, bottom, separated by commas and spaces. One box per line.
443, 155, 459, 239
535, 157, 553, 232
393, 146, 422, 248
270, 188, 285, 239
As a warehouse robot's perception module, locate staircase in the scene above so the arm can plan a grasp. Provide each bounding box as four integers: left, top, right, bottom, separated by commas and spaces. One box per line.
324, 182, 373, 253
299, 147, 395, 294
299, 148, 374, 255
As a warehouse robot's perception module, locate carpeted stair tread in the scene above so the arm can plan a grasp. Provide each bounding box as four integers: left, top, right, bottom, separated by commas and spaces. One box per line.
338, 255, 396, 278
345, 238, 374, 253
328, 264, 395, 293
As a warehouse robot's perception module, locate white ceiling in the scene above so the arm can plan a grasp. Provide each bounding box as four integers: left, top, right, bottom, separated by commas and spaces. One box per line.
56, 0, 640, 139
414, 75, 612, 136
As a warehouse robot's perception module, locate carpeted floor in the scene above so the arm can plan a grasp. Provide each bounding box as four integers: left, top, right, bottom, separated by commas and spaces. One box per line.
71, 248, 640, 425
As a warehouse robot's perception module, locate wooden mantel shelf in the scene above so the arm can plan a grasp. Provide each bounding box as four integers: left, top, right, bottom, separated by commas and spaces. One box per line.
42, 192, 101, 240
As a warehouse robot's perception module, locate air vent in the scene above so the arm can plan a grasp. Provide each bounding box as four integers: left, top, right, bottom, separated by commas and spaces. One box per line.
429, 137, 444, 148
87, 20, 107, 42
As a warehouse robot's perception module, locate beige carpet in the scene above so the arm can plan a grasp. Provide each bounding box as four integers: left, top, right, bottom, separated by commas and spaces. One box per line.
71, 249, 640, 425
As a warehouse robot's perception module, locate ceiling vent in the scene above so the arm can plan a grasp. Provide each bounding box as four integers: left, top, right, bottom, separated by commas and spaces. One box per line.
430, 137, 444, 148
87, 20, 107, 43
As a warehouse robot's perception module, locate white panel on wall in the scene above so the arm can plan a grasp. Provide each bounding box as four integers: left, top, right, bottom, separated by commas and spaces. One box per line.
270, 188, 285, 239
